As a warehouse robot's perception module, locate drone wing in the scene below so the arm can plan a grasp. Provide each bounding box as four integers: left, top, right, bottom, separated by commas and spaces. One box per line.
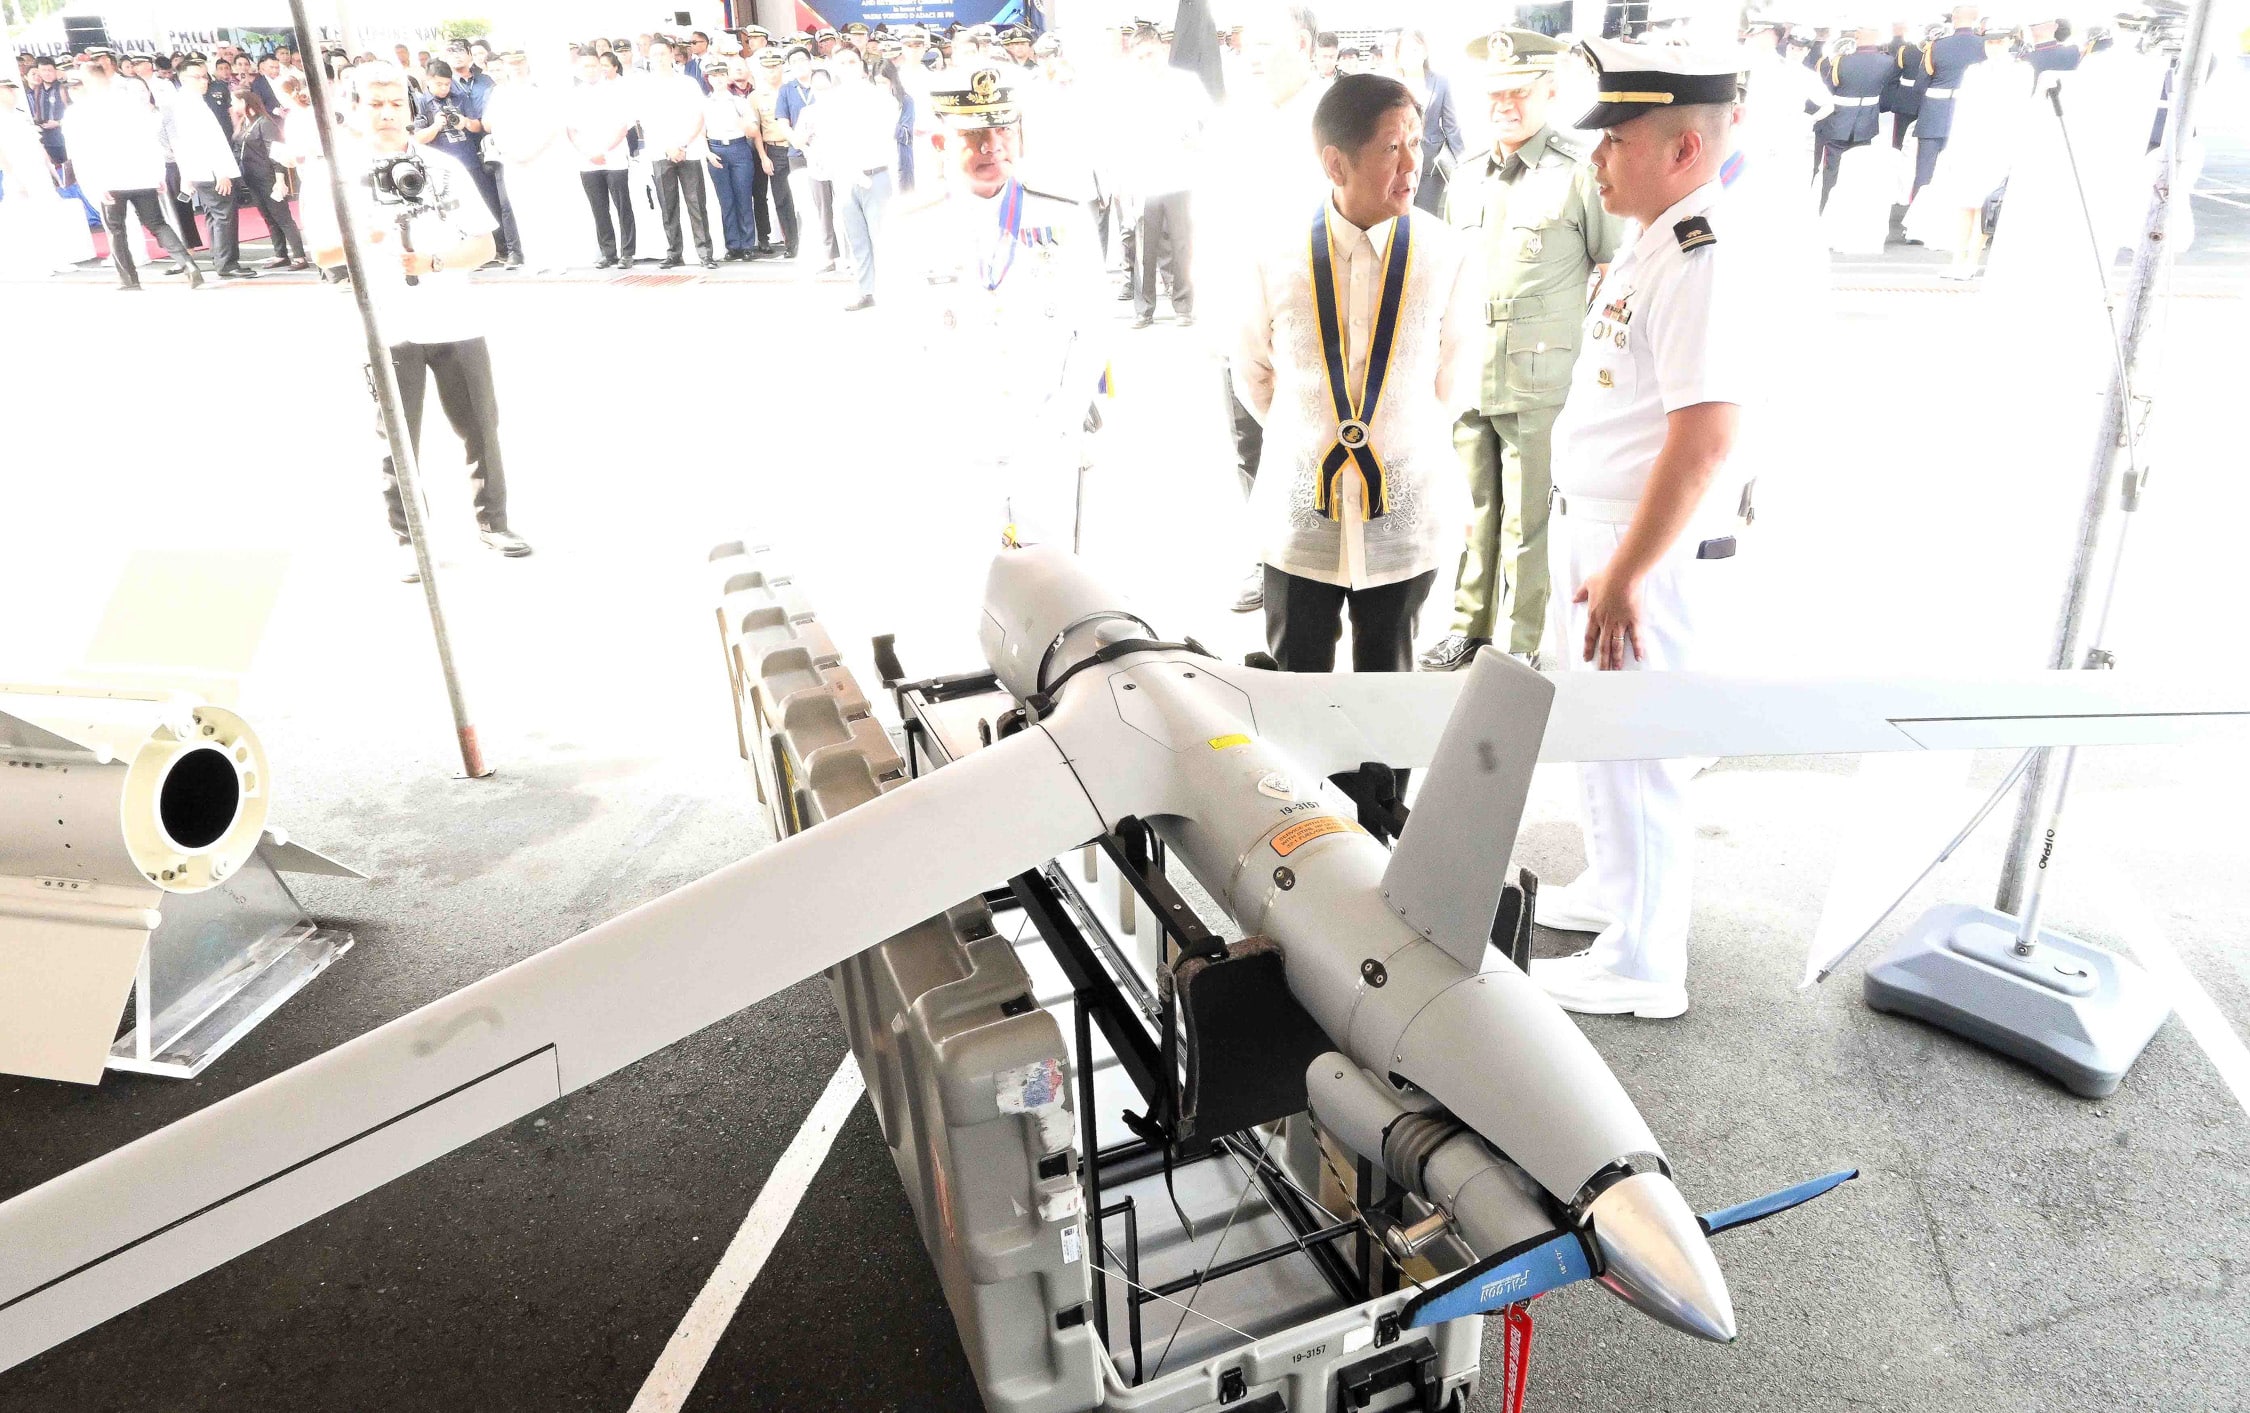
1209, 666, 2250, 776
0, 728, 1103, 1374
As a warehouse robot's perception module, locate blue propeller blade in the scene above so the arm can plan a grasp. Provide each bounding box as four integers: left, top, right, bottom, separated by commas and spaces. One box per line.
1401, 1227, 1594, 1329
1699, 1168, 1859, 1237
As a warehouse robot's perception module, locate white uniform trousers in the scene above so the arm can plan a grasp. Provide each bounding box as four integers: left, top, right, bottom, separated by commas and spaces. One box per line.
1550, 508, 1726, 985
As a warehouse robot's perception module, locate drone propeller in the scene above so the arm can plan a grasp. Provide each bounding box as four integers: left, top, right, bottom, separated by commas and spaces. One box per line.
1401, 1168, 1859, 1330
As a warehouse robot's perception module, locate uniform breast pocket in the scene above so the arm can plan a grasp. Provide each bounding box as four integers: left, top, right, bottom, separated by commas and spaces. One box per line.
1506, 218, 1574, 267
1504, 314, 1581, 400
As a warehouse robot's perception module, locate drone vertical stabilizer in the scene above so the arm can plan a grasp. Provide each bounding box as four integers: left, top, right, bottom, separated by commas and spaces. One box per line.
1379, 649, 1555, 970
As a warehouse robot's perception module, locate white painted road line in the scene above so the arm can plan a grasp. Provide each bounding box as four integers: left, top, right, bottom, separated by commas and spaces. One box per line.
628, 1052, 867, 1413
2096, 882, 2250, 1120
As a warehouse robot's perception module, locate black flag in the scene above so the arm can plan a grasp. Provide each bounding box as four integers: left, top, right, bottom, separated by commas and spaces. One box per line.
1168, 0, 1226, 102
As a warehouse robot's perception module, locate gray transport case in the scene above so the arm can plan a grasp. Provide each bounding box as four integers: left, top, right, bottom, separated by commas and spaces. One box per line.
711, 545, 1485, 1413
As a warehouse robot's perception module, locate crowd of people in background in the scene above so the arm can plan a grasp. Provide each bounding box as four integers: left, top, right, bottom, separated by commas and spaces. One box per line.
0, 9, 2197, 300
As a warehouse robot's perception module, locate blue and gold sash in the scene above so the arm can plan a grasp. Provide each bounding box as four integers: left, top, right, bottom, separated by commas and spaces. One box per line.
1309, 205, 1412, 521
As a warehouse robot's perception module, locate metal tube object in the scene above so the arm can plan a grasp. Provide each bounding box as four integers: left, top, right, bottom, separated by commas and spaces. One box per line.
1996, 0, 2215, 911
290, 0, 491, 779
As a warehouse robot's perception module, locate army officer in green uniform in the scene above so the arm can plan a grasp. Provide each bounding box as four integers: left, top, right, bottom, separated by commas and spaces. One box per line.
1420, 29, 1623, 671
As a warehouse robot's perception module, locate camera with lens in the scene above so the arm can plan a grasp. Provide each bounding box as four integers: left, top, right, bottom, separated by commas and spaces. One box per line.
370, 151, 432, 206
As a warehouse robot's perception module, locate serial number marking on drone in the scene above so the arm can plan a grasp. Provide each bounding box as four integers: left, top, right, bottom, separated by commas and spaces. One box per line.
1272, 815, 1359, 856
1291, 1342, 1329, 1364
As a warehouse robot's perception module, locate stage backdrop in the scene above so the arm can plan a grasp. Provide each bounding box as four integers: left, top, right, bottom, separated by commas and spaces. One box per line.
791, 0, 1033, 31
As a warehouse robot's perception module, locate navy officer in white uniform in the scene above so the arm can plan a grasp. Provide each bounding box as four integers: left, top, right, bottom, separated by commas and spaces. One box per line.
881, 67, 1110, 550
1529, 38, 1761, 1019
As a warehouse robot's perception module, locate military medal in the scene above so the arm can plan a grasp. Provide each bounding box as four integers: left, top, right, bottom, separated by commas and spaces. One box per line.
981, 180, 1024, 291
1309, 206, 1412, 522
1522, 231, 1543, 258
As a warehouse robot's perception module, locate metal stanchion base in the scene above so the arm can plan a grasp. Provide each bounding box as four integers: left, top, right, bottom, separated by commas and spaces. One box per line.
1863, 903, 2170, 1098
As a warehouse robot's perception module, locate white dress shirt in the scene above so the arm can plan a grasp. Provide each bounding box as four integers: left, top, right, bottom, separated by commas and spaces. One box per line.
60, 88, 168, 193
636, 70, 709, 158
161, 93, 241, 184
1552, 179, 1756, 516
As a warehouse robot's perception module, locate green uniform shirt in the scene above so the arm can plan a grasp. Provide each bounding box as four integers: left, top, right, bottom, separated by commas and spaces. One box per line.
1444, 126, 1623, 416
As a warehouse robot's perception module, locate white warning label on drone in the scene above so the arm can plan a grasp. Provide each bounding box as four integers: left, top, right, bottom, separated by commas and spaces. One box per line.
1061, 1222, 1083, 1265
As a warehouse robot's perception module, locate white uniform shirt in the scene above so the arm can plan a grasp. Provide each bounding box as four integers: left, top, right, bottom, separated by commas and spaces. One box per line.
1236, 203, 1483, 589
61, 87, 168, 193
636, 70, 709, 159
568, 80, 634, 170
161, 93, 240, 184
1551, 179, 1755, 514
301, 142, 497, 346
703, 85, 752, 144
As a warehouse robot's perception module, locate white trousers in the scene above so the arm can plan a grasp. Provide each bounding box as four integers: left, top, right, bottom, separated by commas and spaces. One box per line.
1550, 512, 1727, 985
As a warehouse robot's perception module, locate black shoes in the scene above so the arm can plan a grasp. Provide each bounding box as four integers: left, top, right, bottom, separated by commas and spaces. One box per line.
480, 529, 534, 558
1417, 634, 1491, 672
184, 265, 205, 290
217, 265, 257, 279
701, 256, 720, 269
595, 256, 618, 269
658, 256, 684, 269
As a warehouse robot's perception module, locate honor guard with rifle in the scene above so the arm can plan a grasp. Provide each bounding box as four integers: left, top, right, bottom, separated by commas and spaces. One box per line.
1421, 29, 1622, 673
1813, 28, 1892, 210
1912, 7, 1991, 196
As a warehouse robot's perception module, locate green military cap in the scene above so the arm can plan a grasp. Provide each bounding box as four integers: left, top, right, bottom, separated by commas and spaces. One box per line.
842, 22, 869, 37
1466, 28, 1569, 91
930, 66, 1020, 129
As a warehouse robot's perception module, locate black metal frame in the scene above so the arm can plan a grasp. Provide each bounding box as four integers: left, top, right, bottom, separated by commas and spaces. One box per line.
893, 668, 1380, 1385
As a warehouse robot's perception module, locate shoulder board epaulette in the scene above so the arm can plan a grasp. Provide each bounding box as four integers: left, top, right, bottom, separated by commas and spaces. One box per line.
1021, 183, 1089, 206
1674, 216, 1716, 253
1545, 130, 1590, 163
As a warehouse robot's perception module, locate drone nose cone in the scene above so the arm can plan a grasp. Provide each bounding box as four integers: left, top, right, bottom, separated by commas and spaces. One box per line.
1587, 1172, 1737, 1343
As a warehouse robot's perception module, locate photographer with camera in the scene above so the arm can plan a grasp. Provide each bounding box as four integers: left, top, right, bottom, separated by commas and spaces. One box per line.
414, 60, 503, 239
304, 63, 533, 581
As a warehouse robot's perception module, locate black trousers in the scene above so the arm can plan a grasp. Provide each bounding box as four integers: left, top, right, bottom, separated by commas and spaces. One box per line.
98, 188, 195, 285
380, 337, 510, 541
1913, 134, 1949, 196
1890, 110, 1917, 148
484, 160, 521, 260
191, 181, 239, 269
1817, 138, 1869, 209
752, 152, 795, 250
652, 157, 713, 260
1225, 374, 1262, 501
164, 162, 202, 249
1132, 190, 1192, 319
245, 183, 304, 261
579, 169, 636, 262
462, 156, 507, 250
1262, 566, 1437, 674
